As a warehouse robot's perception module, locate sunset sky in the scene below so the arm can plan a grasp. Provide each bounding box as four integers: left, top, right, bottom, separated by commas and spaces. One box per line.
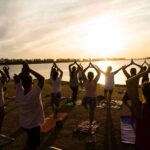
0, 0, 150, 59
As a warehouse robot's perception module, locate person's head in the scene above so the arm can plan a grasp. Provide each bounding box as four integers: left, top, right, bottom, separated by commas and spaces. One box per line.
106, 66, 112, 73
21, 75, 32, 91
130, 68, 137, 76
72, 66, 76, 72
87, 72, 94, 81
143, 66, 147, 71
142, 82, 150, 103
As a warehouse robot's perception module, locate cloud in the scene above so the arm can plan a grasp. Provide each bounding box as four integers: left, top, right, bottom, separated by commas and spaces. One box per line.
0, 0, 150, 58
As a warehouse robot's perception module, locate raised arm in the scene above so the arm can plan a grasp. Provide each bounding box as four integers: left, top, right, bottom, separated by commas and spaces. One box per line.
50, 65, 55, 79
23, 61, 44, 89
90, 63, 100, 82
82, 63, 90, 82
75, 61, 80, 73
145, 60, 149, 66
113, 66, 124, 75
30, 69, 44, 90
132, 60, 143, 73
0, 70, 7, 84
141, 60, 149, 67
122, 60, 133, 78
69, 61, 75, 72
55, 63, 63, 79
126, 66, 150, 114
98, 67, 105, 74
122, 65, 130, 79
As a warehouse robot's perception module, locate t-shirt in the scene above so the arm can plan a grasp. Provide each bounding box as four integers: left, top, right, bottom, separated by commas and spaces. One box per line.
0, 81, 4, 107
84, 80, 97, 97
69, 72, 78, 87
105, 72, 115, 90
51, 78, 61, 93
16, 83, 45, 129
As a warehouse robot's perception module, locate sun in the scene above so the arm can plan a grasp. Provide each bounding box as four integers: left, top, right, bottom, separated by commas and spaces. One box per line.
82, 16, 127, 57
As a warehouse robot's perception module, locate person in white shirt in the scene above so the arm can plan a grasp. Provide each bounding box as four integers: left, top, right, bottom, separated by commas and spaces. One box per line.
14, 61, 45, 150
50, 61, 63, 117
0, 70, 7, 132
100, 65, 123, 105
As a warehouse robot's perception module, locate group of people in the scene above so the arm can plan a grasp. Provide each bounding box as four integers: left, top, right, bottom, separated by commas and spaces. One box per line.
0, 60, 150, 150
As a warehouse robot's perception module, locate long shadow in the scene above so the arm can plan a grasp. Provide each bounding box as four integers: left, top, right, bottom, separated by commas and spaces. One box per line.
39, 102, 75, 150
103, 104, 118, 150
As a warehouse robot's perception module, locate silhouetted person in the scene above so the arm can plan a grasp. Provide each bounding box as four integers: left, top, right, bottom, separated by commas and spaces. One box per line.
14, 61, 45, 150
82, 62, 100, 132
122, 59, 143, 111
0, 70, 7, 132
50, 61, 63, 117
141, 60, 149, 84
126, 65, 150, 150
69, 60, 80, 105
3, 65, 10, 81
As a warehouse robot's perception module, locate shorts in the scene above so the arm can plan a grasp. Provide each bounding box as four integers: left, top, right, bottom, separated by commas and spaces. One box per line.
22, 126, 40, 148
82, 97, 96, 110
51, 92, 61, 106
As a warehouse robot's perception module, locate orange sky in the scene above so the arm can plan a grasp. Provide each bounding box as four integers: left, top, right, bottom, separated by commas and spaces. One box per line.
0, 0, 150, 59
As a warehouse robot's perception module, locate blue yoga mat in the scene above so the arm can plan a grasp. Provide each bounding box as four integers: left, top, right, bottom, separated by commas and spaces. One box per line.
120, 116, 135, 144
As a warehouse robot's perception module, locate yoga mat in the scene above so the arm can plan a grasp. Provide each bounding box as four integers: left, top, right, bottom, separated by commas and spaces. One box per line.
120, 116, 135, 144
40, 113, 68, 133
97, 100, 122, 109
74, 120, 100, 134
0, 134, 15, 147
65, 100, 82, 106
46, 146, 62, 150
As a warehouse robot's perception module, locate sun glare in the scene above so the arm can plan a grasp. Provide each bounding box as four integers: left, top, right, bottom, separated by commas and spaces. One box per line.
82, 16, 127, 57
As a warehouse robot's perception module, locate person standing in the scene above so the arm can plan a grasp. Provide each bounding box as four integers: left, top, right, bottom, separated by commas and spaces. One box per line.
14, 61, 45, 150
82, 62, 100, 131
3, 65, 10, 81
50, 61, 63, 117
126, 65, 150, 150
69, 60, 80, 105
0, 70, 7, 132
99, 65, 123, 106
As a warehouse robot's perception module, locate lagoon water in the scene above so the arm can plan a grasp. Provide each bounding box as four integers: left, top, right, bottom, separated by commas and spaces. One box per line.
0, 59, 149, 85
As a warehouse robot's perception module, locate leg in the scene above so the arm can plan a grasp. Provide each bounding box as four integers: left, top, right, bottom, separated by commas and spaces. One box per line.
89, 99, 96, 133
54, 93, 61, 117
51, 93, 57, 117
104, 89, 107, 100
71, 86, 78, 105
104, 89, 109, 108
0, 107, 5, 132
70, 87, 74, 103
82, 97, 88, 111
108, 90, 113, 103
23, 126, 41, 150
107, 90, 113, 109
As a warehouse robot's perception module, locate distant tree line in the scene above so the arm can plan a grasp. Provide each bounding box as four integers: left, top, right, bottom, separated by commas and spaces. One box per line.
0, 57, 131, 65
